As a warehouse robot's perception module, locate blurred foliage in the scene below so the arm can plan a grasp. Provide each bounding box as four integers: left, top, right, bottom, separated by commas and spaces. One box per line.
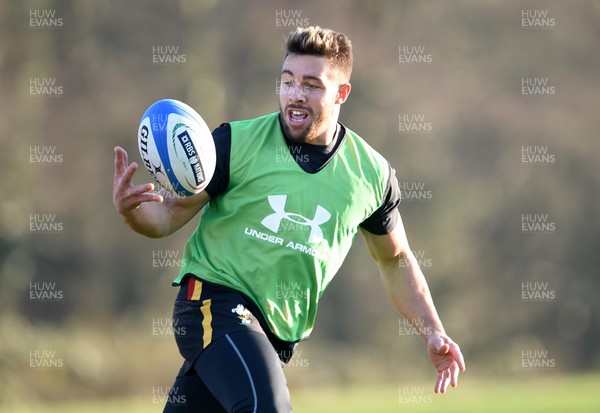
1, 0, 599, 404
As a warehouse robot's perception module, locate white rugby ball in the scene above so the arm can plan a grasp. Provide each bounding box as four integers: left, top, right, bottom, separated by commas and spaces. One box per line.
137, 99, 216, 196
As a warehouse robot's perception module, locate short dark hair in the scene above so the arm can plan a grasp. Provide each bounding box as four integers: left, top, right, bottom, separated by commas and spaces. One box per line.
284, 26, 353, 82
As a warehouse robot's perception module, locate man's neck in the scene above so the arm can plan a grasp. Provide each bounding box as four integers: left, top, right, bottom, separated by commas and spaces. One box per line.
308, 118, 340, 146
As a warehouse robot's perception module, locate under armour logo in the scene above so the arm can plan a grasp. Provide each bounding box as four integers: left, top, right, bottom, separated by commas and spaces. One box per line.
261, 195, 331, 243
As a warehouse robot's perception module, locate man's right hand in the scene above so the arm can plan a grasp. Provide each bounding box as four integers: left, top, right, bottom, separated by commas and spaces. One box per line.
113, 146, 210, 238
113, 146, 163, 215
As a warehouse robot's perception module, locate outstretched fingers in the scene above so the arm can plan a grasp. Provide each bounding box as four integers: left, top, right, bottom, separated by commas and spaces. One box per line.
121, 183, 162, 210
435, 367, 451, 393
449, 342, 465, 389
450, 342, 466, 372
113, 146, 163, 213
429, 335, 466, 394
114, 146, 129, 182
114, 146, 138, 187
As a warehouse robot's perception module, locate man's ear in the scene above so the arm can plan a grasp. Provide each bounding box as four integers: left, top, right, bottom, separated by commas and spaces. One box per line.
336, 82, 351, 104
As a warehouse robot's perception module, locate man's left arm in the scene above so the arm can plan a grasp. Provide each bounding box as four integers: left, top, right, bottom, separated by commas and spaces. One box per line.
360, 213, 466, 393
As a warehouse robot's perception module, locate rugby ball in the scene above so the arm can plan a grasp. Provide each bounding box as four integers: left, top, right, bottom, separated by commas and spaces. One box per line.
137, 99, 216, 196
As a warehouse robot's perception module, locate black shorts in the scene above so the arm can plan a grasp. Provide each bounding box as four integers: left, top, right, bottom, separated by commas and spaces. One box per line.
163, 275, 296, 412
174, 275, 297, 372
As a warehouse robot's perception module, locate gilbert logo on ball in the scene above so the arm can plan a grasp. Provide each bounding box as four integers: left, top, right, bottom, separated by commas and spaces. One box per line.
138, 99, 216, 196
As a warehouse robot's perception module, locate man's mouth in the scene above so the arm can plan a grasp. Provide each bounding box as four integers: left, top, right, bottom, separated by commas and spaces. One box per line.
287, 108, 309, 125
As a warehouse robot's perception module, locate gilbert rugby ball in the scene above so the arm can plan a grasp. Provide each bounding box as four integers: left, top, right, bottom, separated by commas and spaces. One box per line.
137, 99, 216, 196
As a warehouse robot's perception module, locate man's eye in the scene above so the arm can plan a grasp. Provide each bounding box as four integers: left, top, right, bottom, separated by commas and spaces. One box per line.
282, 79, 294, 86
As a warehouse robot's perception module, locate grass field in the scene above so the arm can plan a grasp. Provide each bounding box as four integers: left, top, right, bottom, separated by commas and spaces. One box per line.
2, 374, 598, 413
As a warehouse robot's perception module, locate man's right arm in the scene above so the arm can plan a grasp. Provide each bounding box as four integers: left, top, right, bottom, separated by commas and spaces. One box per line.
113, 146, 210, 238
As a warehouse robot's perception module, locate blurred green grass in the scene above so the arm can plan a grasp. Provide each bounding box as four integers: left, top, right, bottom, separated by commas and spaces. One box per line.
1, 374, 598, 413
292, 373, 600, 413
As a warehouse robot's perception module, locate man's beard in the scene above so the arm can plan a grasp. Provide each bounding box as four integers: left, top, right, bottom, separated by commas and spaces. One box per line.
279, 104, 328, 144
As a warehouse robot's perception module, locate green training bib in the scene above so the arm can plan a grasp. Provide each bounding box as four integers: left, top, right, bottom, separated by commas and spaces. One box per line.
175, 112, 389, 342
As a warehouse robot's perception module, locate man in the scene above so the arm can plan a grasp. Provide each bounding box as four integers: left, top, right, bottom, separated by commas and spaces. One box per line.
113, 26, 465, 413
